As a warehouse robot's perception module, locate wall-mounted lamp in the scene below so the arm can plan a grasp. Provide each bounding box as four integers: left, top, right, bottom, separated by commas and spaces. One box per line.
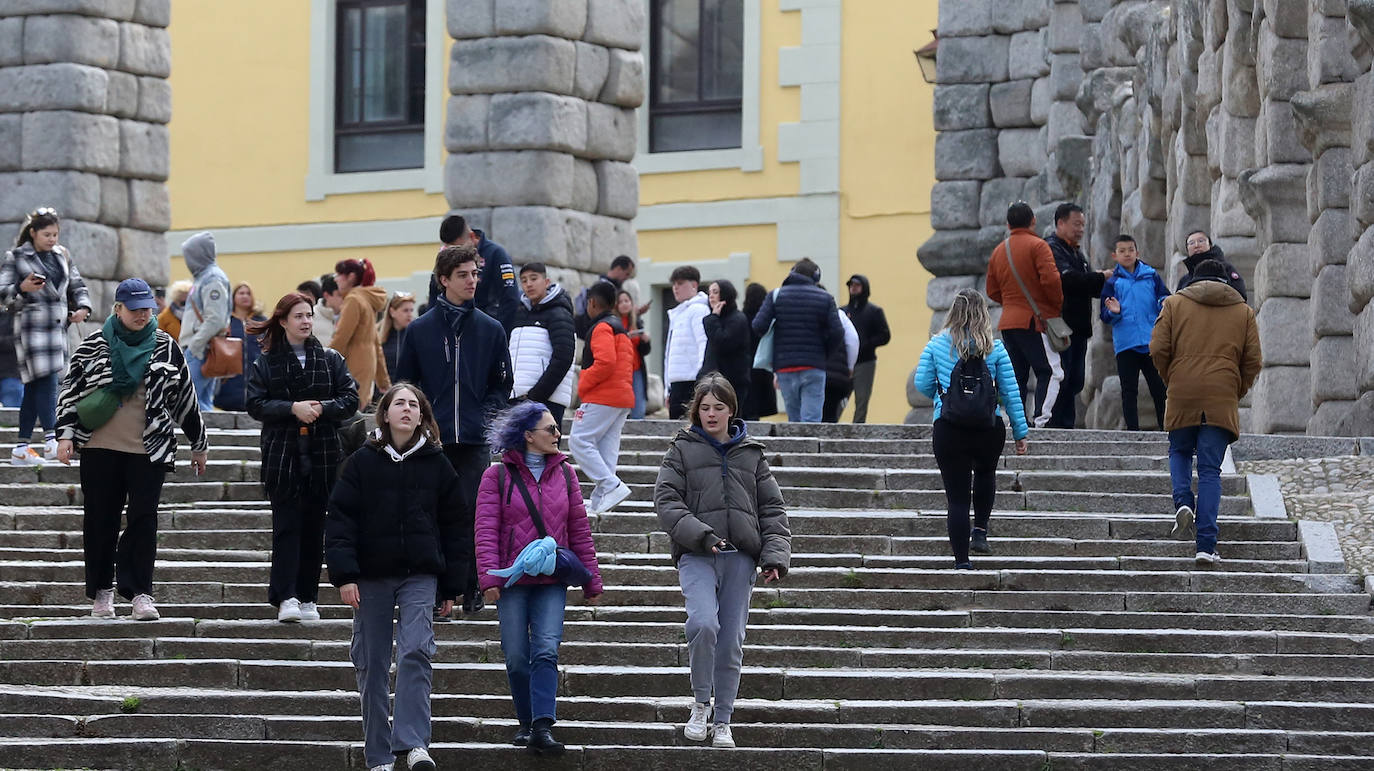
915, 30, 938, 84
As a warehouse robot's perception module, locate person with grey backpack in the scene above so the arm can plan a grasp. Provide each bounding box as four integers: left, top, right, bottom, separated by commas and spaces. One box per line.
915, 289, 1030, 568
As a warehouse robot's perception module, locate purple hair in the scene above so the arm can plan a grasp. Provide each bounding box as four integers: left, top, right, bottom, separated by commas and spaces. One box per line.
486, 400, 550, 454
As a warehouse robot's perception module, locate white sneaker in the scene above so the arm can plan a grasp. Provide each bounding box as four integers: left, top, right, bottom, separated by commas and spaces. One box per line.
1171, 505, 1195, 539
597, 480, 633, 514
684, 701, 712, 741
1195, 551, 1221, 566
277, 597, 302, 623
711, 722, 735, 748
10, 445, 43, 466
406, 747, 436, 771
91, 588, 115, 619
299, 601, 320, 621
369, 765, 394, 771
131, 594, 159, 621
42, 438, 58, 461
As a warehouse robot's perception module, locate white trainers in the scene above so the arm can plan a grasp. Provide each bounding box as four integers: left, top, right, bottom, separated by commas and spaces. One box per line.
406, 747, 436, 771
1170, 505, 1195, 540
10, 445, 43, 466
131, 594, 159, 621
42, 438, 58, 461
597, 480, 633, 514
299, 602, 320, 621
369, 765, 394, 771
91, 588, 115, 619
1195, 551, 1221, 566
684, 701, 712, 741
711, 722, 735, 748
277, 597, 302, 623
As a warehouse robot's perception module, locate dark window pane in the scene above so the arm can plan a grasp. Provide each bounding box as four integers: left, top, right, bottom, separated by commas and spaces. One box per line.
361, 5, 406, 121
655, 0, 700, 105
650, 111, 742, 153
341, 7, 362, 124
336, 130, 425, 173
701, 0, 742, 100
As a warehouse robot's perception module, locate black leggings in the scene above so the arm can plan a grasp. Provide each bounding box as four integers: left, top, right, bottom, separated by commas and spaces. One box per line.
1115, 349, 1167, 430
932, 417, 1006, 563
81, 449, 167, 599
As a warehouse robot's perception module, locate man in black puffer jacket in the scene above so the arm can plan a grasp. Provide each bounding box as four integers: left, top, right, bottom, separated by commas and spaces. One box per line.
1179, 230, 1248, 302
750, 258, 844, 423
1045, 203, 1113, 429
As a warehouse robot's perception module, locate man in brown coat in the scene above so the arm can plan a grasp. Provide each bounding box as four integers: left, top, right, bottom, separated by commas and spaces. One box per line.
1150, 259, 1261, 565
986, 201, 1066, 428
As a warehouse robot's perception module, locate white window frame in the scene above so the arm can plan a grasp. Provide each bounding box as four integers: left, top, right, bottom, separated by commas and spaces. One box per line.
633, 0, 764, 175
305, 0, 446, 200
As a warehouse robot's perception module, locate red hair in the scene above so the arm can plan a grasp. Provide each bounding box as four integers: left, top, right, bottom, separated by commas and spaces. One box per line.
248, 292, 316, 352
335, 258, 376, 287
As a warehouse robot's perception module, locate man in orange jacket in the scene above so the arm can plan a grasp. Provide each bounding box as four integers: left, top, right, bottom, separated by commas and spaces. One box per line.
985, 201, 1067, 428
569, 281, 636, 515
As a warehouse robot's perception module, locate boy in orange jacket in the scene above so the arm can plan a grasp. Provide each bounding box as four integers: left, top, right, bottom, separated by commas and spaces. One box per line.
569, 281, 636, 515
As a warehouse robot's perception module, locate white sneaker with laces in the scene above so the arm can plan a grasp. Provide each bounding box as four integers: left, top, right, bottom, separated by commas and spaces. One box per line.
42, 438, 58, 461
711, 722, 735, 748
299, 602, 320, 621
91, 588, 115, 619
684, 701, 712, 741
368, 765, 394, 771
130, 594, 159, 621
1171, 505, 1195, 539
10, 446, 43, 466
406, 747, 436, 771
277, 597, 302, 623
598, 480, 632, 514
1195, 551, 1221, 566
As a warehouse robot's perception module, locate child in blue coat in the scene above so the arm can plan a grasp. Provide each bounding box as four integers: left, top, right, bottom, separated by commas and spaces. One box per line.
1100, 235, 1170, 430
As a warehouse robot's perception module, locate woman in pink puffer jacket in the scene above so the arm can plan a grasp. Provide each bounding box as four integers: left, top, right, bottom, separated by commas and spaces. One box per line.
475, 400, 603, 756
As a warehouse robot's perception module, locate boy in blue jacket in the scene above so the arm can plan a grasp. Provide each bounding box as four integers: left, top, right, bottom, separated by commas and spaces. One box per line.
1100, 235, 1170, 430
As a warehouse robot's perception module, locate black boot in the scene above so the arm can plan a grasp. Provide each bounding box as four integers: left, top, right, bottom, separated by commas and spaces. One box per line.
528, 717, 564, 756
512, 723, 531, 747
970, 527, 991, 554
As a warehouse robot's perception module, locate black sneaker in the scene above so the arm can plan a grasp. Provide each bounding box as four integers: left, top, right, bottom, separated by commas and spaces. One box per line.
954, 561, 974, 570
970, 528, 991, 554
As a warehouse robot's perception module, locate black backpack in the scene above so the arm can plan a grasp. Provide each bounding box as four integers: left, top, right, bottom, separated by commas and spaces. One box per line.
937, 353, 998, 429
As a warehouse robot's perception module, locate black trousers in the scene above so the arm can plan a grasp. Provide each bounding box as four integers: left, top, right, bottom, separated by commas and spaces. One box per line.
444, 442, 489, 602
1047, 333, 1088, 429
1000, 328, 1064, 429
668, 380, 695, 420
932, 417, 1006, 564
823, 376, 852, 423
81, 449, 167, 600
268, 490, 327, 606
1116, 349, 1167, 430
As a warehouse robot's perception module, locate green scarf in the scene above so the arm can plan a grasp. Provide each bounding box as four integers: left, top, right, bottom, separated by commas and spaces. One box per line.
77, 315, 158, 430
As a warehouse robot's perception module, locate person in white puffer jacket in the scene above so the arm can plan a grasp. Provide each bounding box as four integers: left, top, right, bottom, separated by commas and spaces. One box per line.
664, 265, 710, 420
508, 263, 576, 424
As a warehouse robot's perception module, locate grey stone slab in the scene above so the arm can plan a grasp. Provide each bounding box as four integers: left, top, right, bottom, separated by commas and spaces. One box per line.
594, 160, 636, 219
571, 158, 598, 213
117, 119, 169, 180
998, 128, 1048, 177
445, 151, 575, 208
116, 21, 170, 77
126, 178, 169, 231
1009, 30, 1050, 78
488, 91, 587, 154
934, 129, 1001, 180
916, 225, 1005, 276
103, 69, 139, 119
933, 84, 992, 131
450, 35, 576, 95
493, 0, 586, 38
3, 0, 135, 14
1312, 335, 1357, 401
0, 62, 109, 114
937, 0, 992, 37
584, 102, 636, 162
979, 177, 1029, 227
0, 18, 21, 68
930, 180, 981, 229
936, 35, 1011, 85
446, 0, 494, 39
443, 94, 488, 152
133, 0, 171, 27
1356, 164, 1374, 231
61, 219, 119, 278
1355, 76, 1374, 169
135, 75, 171, 123
20, 110, 120, 175
991, 79, 1036, 128
116, 227, 169, 285
1256, 297, 1312, 365
1297, 519, 1347, 573
1050, 53, 1084, 101
0, 169, 101, 221
0, 114, 17, 172
21, 13, 120, 68
599, 47, 644, 108
583, 0, 643, 50
572, 41, 610, 101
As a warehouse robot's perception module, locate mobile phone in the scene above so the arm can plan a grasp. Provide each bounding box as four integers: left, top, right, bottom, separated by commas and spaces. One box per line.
31, 273, 46, 283
717, 541, 737, 553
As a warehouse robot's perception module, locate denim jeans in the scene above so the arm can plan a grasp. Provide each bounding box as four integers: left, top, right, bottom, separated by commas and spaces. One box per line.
630, 368, 647, 419
17, 371, 58, 442
184, 350, 216, 411
1168, 425, 1229, 553
776, 368, 826, 423
497, 583, 567, 725
0, 377, 23, 408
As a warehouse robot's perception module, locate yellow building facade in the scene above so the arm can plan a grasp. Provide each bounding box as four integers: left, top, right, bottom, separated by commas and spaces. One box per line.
165, 0, 938, 423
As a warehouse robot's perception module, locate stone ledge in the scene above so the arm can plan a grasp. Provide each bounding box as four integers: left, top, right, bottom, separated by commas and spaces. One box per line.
1297, 520, 1347, 574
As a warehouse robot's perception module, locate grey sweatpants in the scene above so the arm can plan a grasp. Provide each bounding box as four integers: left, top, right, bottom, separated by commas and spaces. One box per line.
351, 574, 438, 768
851, 359, 877, 424
679, 551, 757, 724
569, 402, 630, 499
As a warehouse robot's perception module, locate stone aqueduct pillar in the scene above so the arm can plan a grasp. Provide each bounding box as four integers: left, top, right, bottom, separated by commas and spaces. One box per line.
0, 0, 172, 314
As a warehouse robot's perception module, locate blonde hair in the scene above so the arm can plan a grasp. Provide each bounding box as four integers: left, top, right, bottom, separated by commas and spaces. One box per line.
378, 291, 416, 344
943, 289, 994, 359
231, 281, 262, 316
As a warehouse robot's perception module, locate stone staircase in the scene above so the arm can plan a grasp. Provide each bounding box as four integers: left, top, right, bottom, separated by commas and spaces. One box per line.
0, 411, 1371, 769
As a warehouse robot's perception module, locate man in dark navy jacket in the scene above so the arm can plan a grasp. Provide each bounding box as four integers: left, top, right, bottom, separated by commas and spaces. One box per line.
400, 243, 512, 615
426, 215, 522, 332
751, 258, 844, 422
1044, 203, 1113, 429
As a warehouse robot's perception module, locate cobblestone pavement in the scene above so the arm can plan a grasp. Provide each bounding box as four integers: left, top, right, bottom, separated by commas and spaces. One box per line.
1237, 456, 1374, 577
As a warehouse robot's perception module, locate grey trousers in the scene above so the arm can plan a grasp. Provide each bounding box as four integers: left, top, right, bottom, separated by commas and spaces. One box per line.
851, 359, 877, 424
679, 551, 757, 724
569, 402, 630, 499
351, 574, 438, 768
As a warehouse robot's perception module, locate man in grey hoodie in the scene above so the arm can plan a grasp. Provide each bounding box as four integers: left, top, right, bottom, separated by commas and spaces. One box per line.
179, 232, 231, 411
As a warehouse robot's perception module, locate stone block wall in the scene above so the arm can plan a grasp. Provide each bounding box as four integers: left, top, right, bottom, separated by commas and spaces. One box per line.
916, 0, 1374, 437
0, 0, 172, 316
444, 0, 642, 291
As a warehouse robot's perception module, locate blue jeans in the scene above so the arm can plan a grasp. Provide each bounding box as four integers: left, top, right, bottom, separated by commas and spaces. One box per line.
630, 369, 647, 419
0, 377, 23, 408
185, 349, 217, 411
497, 583, 567, 725
776, 368, 826, 423
1168, 425, 1229, 553
18, 371, 59, 442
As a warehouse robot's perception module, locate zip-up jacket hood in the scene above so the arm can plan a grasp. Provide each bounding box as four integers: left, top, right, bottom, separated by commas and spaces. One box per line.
181, 232, 218, 276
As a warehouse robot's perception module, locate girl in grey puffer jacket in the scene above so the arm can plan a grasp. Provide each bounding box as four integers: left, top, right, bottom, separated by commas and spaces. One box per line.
653, 373, 791, 749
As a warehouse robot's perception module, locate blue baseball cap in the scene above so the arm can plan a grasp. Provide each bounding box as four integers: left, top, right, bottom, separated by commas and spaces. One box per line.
115, 278, 159, 311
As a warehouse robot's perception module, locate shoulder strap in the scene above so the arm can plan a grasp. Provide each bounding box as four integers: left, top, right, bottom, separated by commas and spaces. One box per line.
561, 462, 575, 498
508, 463, 549, 539
1002, 240, 1047, 323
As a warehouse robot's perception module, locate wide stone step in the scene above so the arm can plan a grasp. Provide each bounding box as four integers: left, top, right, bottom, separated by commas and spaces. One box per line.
605, 553, 1310, 573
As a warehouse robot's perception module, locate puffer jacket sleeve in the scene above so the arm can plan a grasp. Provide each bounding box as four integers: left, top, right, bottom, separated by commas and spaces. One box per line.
320, 349, 360, 420
754, 453, 791, 576
474, 465, 506, 593
654, 441, 719, 554
991, 341, 1029, 440
165, 339, 209, 453
435, 457, 470, 598
325, 450, 365, 587
1100, 277, 1121, 325
914, 336, 941, 401
561, 464, 604, 596
528, 304, 574, 403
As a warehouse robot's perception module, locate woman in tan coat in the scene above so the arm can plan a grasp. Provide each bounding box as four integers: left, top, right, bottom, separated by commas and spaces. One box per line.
332, 258, 390, 407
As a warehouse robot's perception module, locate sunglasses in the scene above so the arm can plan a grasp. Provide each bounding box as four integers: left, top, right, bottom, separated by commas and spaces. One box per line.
529, 425, 561, 437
